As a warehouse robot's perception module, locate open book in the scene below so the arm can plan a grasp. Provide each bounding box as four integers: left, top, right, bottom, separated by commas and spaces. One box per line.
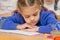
0, 29, 40, 35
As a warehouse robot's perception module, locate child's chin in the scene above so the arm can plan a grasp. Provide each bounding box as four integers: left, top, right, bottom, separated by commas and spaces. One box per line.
30, 23, 36, 26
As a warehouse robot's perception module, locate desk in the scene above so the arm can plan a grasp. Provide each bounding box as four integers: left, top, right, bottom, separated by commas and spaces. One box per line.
0, 32, 53, 40
57, 15, 60, 21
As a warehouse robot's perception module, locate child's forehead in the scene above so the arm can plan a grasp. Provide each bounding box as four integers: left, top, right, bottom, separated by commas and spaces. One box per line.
22, 9, 39, 16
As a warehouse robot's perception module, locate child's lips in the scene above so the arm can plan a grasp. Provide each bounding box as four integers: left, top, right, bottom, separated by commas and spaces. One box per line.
30, 21, 37, 24
31, 21, 36, 23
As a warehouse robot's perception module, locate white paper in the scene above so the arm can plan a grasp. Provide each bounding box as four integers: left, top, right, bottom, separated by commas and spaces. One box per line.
0, 29, 40, 35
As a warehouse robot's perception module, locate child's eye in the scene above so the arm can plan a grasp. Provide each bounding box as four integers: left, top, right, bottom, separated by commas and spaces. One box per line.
33, 13, 37, 16
25, 16, 30, 18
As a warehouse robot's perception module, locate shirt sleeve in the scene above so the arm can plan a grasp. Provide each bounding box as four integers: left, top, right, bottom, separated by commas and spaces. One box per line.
38, 12, 60, 34
1, 16, 18, 30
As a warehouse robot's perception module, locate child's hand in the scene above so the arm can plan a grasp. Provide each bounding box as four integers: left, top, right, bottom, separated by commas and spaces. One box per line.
23, 26, 39, 32
16, 23, 32, 30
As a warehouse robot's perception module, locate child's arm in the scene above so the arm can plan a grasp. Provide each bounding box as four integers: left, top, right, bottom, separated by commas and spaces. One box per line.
1, 14, 32, 30
1, 16, 18, 30
37, 11, 60, 34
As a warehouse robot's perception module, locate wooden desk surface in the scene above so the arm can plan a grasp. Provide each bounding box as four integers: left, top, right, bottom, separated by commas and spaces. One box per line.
57, 15, 60, 21
0, 32, 53, 40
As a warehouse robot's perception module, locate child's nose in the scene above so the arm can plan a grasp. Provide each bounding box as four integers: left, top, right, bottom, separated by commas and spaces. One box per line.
30, 17, 34, 21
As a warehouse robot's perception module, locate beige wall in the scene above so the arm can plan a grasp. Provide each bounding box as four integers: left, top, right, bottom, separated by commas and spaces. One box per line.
0, 0, 17, 14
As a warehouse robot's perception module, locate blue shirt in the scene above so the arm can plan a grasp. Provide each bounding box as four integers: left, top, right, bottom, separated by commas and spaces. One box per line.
1, 9, 60, 34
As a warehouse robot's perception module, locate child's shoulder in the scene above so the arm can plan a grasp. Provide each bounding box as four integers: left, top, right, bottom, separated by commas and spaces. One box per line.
41, 8, 53, 15
41, 7, 56, 18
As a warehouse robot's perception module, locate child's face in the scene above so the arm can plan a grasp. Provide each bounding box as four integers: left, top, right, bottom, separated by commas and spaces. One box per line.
20, 4, 40, 26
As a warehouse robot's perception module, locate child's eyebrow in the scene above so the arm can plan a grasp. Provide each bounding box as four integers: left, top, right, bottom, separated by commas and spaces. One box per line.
33, 12, 38, 15
32, 9, 40, 14
35, 9, 39, 13
23, 9, 39, 17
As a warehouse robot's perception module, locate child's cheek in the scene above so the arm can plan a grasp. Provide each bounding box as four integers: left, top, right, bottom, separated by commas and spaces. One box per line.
25, 19, 31, 23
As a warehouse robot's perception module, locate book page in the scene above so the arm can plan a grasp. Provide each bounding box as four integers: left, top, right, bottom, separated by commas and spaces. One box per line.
0, 29, 40, 35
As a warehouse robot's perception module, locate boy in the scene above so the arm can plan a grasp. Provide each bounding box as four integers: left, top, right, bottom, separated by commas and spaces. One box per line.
1, 0, 60, 34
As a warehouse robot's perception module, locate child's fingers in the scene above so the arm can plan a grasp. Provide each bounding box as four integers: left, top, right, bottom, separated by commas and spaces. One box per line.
23, 28, 37, 32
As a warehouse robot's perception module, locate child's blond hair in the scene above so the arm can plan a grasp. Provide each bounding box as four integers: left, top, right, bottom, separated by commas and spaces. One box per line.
17, 0, 42, 9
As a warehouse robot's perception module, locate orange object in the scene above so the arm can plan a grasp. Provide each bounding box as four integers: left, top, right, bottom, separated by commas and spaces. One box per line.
54, 36, 60, 40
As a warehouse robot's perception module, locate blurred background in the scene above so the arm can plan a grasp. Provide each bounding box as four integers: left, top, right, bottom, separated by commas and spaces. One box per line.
0, 0, 60, 13
0, 0, 17, 14
0, 0, 60, 15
